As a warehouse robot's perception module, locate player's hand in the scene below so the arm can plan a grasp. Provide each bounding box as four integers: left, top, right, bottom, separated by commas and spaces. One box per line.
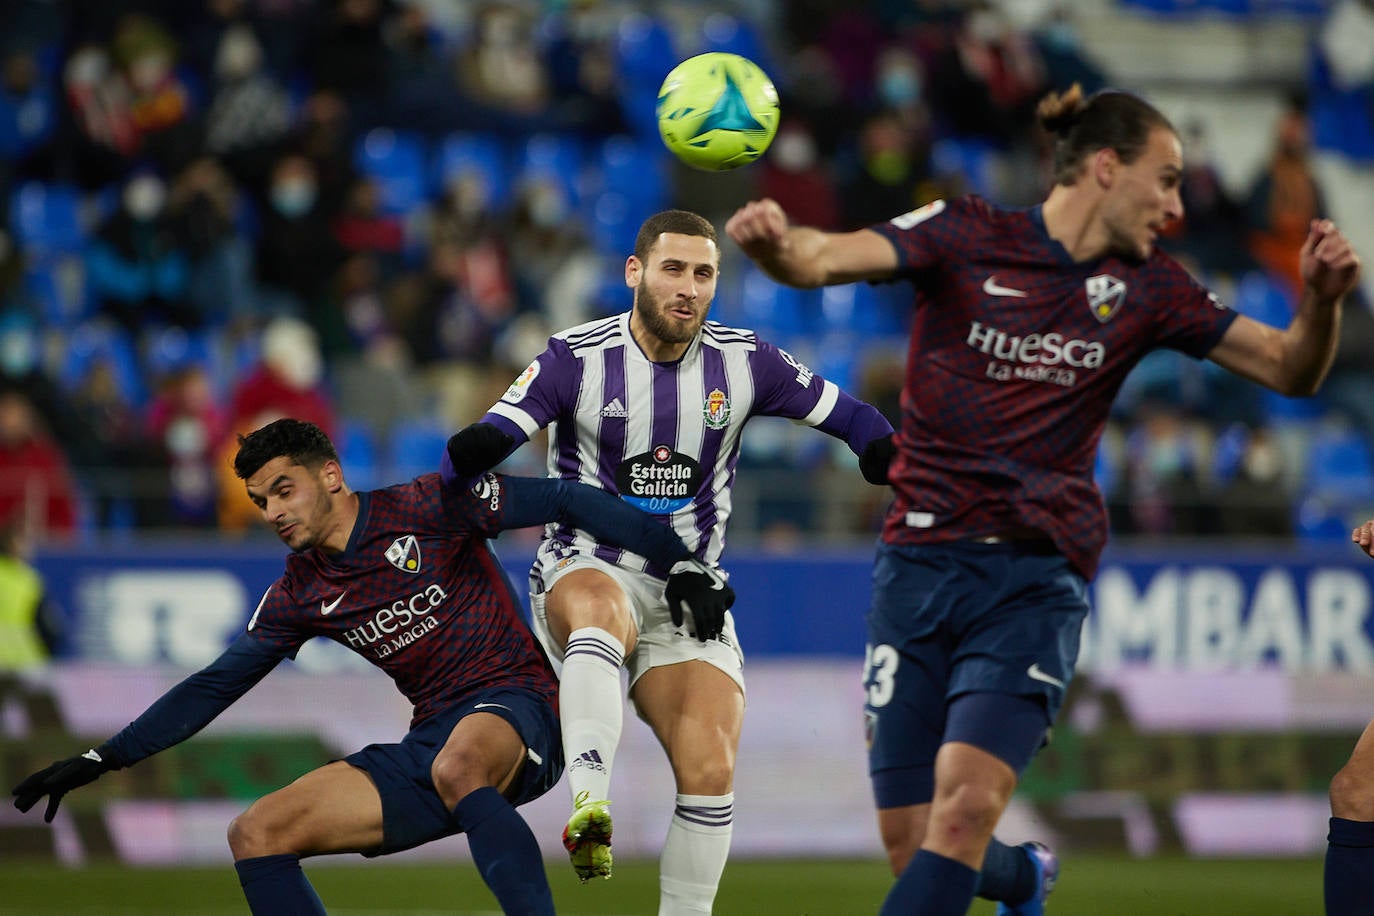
1300, 219, 1361, 304
446, 423, 514, 482
859, 434, 897, 485
666, 559, 736, 643
12, 748, 114, 823
725, 199, 790, 254
1354, 519, 1374, 558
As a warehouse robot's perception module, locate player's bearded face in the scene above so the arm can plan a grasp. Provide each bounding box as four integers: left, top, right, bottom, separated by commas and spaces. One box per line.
632, 233, 718, 344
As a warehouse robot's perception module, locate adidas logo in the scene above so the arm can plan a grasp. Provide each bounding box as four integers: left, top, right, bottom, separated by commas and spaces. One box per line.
600, 398, 628, 419
569, 749, 607, 773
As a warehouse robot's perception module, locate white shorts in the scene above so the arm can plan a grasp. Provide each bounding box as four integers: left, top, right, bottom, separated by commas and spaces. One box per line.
529, 552, 745, 696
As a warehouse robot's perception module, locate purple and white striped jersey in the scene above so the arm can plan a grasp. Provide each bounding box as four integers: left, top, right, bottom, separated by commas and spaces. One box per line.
481, 311, 891, 577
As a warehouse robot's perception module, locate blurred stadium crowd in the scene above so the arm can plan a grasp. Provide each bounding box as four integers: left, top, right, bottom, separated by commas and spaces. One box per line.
0, 0, 1372, 547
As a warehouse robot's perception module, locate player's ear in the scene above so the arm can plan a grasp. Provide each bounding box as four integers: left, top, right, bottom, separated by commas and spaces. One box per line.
322, 460, 344, 493
625, 254, 642, 288
1092, 147, 1118, 189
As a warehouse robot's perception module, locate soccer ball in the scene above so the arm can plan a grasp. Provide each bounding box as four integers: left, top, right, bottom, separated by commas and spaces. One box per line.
656, 52, 780, 172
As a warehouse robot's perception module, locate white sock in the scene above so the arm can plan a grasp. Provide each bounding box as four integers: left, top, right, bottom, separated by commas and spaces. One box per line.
560, 627, 624, 804
659, 792, 734, 915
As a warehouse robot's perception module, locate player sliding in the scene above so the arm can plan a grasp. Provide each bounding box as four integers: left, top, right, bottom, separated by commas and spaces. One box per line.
727, 83, 1361, 916
11, 418, 733, 916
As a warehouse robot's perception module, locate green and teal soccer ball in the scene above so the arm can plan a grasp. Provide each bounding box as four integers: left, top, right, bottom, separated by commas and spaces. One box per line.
656, 52, 780, 172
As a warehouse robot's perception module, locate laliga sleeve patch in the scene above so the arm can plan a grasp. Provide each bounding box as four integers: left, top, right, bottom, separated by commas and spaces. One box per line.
889, 199, 946, 230
502, 360, 540, 404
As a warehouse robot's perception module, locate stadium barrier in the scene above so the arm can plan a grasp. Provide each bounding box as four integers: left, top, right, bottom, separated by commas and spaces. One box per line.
2, 541, 1370, 864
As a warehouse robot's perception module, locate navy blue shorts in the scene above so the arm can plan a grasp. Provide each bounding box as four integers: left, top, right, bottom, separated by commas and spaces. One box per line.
344, 686, 562, 856
863, 539, 1088, 809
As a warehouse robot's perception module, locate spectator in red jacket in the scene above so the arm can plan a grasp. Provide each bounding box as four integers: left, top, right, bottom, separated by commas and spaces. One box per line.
0, 389, 79, 540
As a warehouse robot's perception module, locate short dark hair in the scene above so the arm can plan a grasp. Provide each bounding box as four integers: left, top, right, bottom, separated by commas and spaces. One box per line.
233, 418, 339, 480
1038, 84, 1176, 186
633, 209, 718, 262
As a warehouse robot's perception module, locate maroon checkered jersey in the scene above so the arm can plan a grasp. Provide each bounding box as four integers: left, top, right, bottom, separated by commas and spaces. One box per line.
245, 473, 555, 727
869, 196, 1238, 579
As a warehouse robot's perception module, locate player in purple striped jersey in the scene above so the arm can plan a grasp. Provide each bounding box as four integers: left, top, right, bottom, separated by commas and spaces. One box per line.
11, 418, 733, 916
1327, 516, 1374, 915
728, 83, 1361, 916
446, 209, 894, 912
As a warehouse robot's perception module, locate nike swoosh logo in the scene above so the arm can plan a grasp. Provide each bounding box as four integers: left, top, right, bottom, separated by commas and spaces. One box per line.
82, 749, 104, 763
320, 591, 347, 616
983, 276, 1027, 298
474, 702, 511, 712
1027, 663, 1065, 689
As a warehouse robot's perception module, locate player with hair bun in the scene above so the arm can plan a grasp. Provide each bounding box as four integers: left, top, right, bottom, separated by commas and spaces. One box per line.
728, 83, 1361, 916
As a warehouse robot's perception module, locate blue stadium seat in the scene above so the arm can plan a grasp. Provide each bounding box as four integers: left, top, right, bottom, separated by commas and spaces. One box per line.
614, 12, 679, 139
142, 325, 221, 391
353, 128, 430, 215
931, 138, 1001, 200
1303, 426, 1374, 500
615, 11, 678, 84
818, 281, 907, 338
387, 417, 450, 483
695, 12, 771, 68
739, 263, 816, 336
591, 134, 670, 212
24, 256, 91, 326
1232, 269, 1294, 327
59, 321, 145, 406
9, 181, 85, 261
1295, 494, 1357, 544
588, 190, 638, 257
431, 131, 511, 211
517, 133, 587, 206
337, 418, 382, 492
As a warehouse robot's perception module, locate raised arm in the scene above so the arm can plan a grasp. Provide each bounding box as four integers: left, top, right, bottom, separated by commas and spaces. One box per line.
725, 198, 900, 288
1207, 219, 1361, 396
12, 634, 282, 821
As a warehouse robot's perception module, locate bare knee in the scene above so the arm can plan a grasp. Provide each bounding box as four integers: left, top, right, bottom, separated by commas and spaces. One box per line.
229, 804, 289, 860
927, 783, 1007, 857
675, 754, 734, 797
547, 571, 635, 649
1331, 762, 1374, 821
431, 744, 497, 810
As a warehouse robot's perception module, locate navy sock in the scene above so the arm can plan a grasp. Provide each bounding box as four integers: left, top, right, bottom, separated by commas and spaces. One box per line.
1325, 817, 1374, 915
975, 838, 1036, 903
453, 787, 554, 916
880, 848, 979, 916
234, 853, 326, 916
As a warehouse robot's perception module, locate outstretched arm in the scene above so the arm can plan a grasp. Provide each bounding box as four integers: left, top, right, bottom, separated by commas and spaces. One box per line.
493, 474, 692, 568
1208, 219, 1361, 396
725, 198, 899, 288
12, 635, 282, 821
491, 474, 735, 642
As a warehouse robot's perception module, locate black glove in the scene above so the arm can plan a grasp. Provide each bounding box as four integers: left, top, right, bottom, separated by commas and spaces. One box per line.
666, 559, 736, 643
447, 422, 515, 481
12, 747, 115, 823
859, 434, 897, 486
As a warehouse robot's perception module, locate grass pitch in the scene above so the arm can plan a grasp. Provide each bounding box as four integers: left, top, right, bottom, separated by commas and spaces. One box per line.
0, 854, 1323, 914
